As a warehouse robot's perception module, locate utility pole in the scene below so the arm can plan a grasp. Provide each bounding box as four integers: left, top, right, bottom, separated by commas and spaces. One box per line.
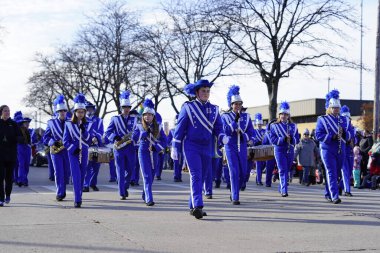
360, 0, 364, 100
327, 77, 331, 93
374, 0, 380, 141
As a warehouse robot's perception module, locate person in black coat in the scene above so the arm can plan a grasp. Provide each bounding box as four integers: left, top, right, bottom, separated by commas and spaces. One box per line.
0, 105, 22, 206
359, 130, 373, 179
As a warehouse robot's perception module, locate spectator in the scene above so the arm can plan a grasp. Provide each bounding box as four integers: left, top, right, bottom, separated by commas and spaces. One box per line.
352, 146, 362, 188
0, 105, 21, 206
294, 128, 319, 186
359, 130, 373, 179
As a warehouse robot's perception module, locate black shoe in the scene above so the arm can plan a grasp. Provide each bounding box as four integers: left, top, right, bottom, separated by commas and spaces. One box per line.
191, 208, 203, 219
5, 196, 10, 204
49, 177, 54, 181
232, 200, 240, 205
56, 195, 64, 201
125, 190, 129, 198
344, 192, 353, 197
109, 179, 116, 183
91, 186, 99, 192
130, 181, 135, 186
74, 202, 82, 208
215, 181, 221, 188
17, 182, 22, 187
205, 195, 212, 199
265, 184, 271, 187
190, 209, 207, 217
325, 196, 333, 202
120, 195, 126, 200
281, 193, 288, 197
146, 201, 155, 206
333, 198, 342, 204
256, 182, 263, 186
83, 187, 89, 192
174, 178, 183, 182
156, 176, 161, 181
240, 186, 246, 191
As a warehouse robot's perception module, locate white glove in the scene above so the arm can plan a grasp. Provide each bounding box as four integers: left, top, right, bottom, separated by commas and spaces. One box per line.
92, 137, 98, 145
222, 136, 229, 145
171, 147, 178, 160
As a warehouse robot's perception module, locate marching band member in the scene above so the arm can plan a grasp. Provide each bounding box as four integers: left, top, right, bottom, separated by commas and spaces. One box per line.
167, 115, 183, 182
270, 102, 300, 197
253, 113, 266, 186
105, 91, 137, 200
315, 90, 352, 204
154, 112, 166, 180
339, 105, 355, 197
103, 135, 117, 183
130, 109, 140, 186
221, 85, 254, 205
83, 101, 104, 192
171, 79, 228, 219
43, 95, 71, 201
63, 93, 94, 208
263, 119, 276, 187
132, 99, 166, 206
14, 111, 37, 187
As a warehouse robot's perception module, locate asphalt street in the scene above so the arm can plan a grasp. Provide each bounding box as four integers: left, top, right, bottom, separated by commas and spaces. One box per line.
0, 165, 379, 253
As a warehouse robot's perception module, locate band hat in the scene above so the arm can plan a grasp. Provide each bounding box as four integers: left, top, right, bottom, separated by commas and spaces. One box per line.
279, 101, 290, 115
325, 89, 341, 109
254, 113, 263, 125
227, 85, 243, 106
120, 90, 132, 107
340, 105, 351, 117
142, 98, 155, 115
73, 93, 87, 111
53, 94, 68, 112
303, 128, 310, 135
85, 100, 96, 109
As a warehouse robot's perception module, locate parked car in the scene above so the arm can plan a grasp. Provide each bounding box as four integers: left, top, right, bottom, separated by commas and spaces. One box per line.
31, 143, 48, 167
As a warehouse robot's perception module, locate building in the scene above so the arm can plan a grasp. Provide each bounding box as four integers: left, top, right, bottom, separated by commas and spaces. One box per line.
246, 98, 373, 133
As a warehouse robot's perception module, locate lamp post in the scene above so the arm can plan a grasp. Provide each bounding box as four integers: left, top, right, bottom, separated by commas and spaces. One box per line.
374, 0, 380, 140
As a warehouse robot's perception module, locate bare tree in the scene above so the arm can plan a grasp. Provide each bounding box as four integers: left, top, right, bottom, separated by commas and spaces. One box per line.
201, 0, 360, 120
138, 0, 237, 113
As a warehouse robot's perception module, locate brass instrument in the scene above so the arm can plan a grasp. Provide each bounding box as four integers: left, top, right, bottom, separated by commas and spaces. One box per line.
236, 111, 241, 153
50, 140, 65, 154
113, 132, 133, 150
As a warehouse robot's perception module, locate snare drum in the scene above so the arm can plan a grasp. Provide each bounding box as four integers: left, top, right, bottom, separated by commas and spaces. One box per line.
88, 147, 113, 163
250, 145, 274, 161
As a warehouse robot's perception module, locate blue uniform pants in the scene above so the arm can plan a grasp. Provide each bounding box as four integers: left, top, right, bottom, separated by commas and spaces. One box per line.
265, 158, 276, 187
68, 148, 88, 203
225, 145, 247, 201
213, 157, 223, 185
223, 164, 230, 186
320, 148, 345, 200
183, 142, 211, 209
173, 153, 183, 180
256, 161, 266, 184
17, 145, 31, 185
139, 150, 158, 203
204, 158, 215, 196
274, 148, 294, 195
47, 152, 54, 180
84, 161, 101, 187
245, 160, 253, 183
340, 149, 353, 193
109, 159, 117, 181
52, 150, 70, 198
155, 153, 165, 178
114, 145, 135, 197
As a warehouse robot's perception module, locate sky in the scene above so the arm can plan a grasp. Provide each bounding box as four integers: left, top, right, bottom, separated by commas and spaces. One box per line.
0, 0, 378, 128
